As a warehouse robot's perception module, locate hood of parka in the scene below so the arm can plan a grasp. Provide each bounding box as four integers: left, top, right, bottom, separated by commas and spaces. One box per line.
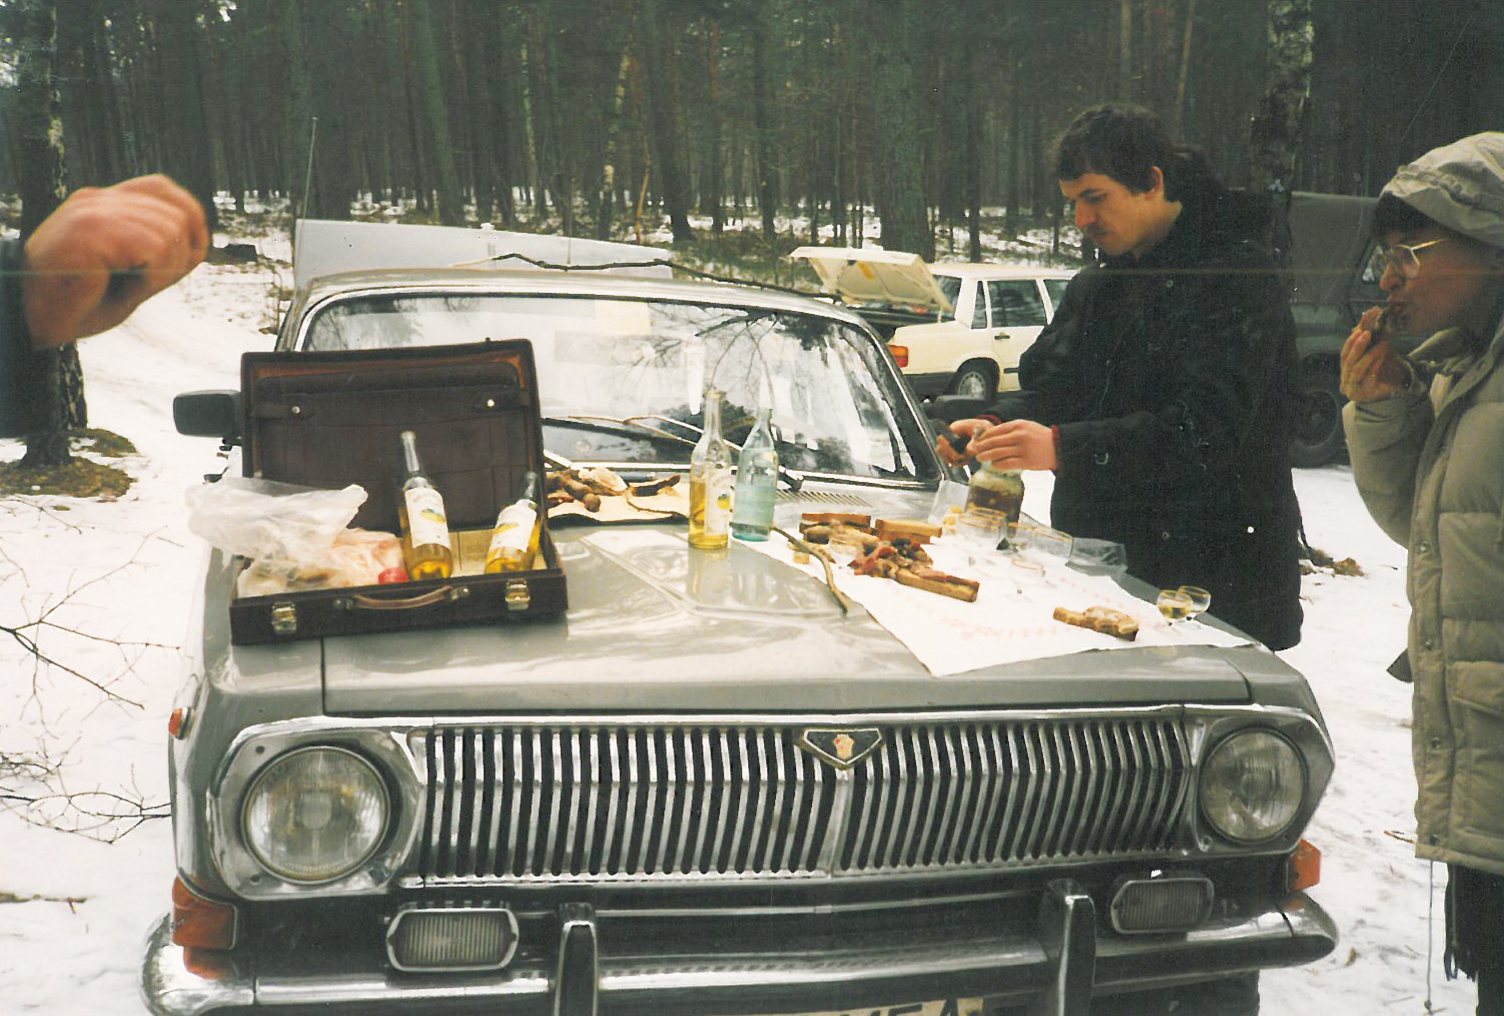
1383, 132, 1504, 250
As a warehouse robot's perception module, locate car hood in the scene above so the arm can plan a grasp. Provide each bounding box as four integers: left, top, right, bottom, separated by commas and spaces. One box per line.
789, 247, 952, 313
321, 509, 1262, 716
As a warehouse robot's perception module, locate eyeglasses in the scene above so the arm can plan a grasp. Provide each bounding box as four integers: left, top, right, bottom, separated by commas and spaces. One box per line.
1367, 238, 1449, 281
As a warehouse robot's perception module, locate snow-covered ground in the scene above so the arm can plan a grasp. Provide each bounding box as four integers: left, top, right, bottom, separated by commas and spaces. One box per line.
0, 227, 1474, 1015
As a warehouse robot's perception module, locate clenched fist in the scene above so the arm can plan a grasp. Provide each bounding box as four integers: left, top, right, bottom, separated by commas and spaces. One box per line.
21, 174, 208, 348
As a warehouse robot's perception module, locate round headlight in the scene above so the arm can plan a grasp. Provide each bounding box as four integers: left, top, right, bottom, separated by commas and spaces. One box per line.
1199, 729, 1305, 844
242, 746, 390, 882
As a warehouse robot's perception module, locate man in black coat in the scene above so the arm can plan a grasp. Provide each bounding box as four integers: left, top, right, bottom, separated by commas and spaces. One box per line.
941, 103, 1303, 651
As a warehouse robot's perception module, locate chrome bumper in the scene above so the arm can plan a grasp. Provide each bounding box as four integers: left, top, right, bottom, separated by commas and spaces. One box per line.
143, 889, 1335, 1016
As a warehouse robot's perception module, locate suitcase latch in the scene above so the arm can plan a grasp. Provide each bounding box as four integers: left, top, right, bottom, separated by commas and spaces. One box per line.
270, 601, 298, 635
505, 579, 530, 612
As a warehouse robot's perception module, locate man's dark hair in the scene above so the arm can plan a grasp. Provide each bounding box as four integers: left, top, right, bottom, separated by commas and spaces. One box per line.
1052, 103, 1210, 202
1370, 193, 1437, 238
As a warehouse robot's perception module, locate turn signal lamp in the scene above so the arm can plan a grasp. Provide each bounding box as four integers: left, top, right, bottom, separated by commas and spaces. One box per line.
171, 877, 237, 949
1287, 838, 1321, 892
167, 708, 191, 739
889, 344, 909, 368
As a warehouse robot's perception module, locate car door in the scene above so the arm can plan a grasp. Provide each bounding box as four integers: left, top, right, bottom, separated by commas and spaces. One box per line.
984, 279, 1049, 387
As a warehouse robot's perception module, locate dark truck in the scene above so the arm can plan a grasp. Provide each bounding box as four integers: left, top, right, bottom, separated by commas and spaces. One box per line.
1283, 190, 1413, 467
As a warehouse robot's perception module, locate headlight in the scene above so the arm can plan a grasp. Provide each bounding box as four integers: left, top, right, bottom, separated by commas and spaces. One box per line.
1199, 729, 1305, 843
242, 746, 390, 882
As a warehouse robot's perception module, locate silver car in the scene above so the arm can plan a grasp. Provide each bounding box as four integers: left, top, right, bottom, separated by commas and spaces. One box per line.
145, 231, 1335, 1016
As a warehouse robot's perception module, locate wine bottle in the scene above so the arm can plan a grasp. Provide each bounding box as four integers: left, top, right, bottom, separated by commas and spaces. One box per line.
731, 406, 777, 542
689, 388, 733, 550
484, 471, 542, 574
397, 430, 454, 580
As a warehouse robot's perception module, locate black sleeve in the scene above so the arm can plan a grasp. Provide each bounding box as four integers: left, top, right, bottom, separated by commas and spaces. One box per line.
983, 268, 1096, 425
0, 238, 34, 437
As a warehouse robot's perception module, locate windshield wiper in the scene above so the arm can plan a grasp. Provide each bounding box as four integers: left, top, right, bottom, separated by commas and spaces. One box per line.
543, 415, 699, 451
548, 413, 804, 492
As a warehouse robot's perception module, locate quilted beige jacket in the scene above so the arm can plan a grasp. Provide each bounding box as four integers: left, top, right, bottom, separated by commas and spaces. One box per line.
1346, 320, 1504, 875
1344, 131, 1504, 874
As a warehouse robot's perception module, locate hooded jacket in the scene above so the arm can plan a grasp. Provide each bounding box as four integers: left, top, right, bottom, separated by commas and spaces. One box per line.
1344, 132, 1504, 875
987, 176, 1304, 650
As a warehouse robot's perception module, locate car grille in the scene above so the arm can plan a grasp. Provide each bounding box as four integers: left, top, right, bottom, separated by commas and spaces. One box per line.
412, 717, 1190, 884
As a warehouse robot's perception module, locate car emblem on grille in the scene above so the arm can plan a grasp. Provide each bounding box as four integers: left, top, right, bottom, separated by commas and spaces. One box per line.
798, 727, 883, 770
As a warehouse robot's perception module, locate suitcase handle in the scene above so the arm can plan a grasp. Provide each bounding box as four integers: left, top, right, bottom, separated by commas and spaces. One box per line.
337, 586, 471, 611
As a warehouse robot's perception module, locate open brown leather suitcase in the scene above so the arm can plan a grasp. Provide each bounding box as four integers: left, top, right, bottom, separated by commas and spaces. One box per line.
228, 341, 568, 645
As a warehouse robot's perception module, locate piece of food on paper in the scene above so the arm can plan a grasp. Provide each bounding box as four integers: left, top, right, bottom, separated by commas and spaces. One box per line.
874, 517, 942, 545
629, 474, 679, 496
578, 466, 628, 496
800, 520, 880, 555
849, 538, 978, 602
894, 564, 980, 602
547, 468, 687, 522
547, 469, 604, 512
800, 511, 872, 528
1052, 605, 1139, 641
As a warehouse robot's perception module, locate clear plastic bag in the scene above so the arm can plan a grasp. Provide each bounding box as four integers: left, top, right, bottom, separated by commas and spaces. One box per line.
186, 478, 402, 595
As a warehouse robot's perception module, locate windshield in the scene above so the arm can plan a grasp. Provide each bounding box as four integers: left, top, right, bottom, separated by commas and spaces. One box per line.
302, 292, 939, 482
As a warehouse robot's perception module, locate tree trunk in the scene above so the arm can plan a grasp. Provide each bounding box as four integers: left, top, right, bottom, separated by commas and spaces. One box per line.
280, 0, 316, 226
596, 53, 631, 240
1118, 0, 1133, 100
1005, 54, 1021, 235
406, 0, 463, 224
11, 0, 85, 462
463, 3, 496, 225
1172, 0, 1197, 135
965, 44, 982, 262
639, 0, 693, 243
150, 0, 218, 232
704, 19, 723, 236
750, 6, 777, 243
1248, 0, 1313, 192
866, 6, 932, 260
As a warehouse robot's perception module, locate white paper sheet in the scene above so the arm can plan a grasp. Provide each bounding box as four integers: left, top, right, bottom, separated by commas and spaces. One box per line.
752, 534, 1252, 675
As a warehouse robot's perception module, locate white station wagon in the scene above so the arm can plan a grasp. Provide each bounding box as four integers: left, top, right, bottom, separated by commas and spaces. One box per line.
791, 248, 1075, 399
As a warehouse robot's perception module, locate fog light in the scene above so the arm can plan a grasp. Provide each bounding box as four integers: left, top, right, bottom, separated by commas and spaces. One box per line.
1109, 875, 1214, 934
386, 905, 519, 972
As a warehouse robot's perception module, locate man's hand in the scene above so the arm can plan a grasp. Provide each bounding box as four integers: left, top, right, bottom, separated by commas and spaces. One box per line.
971, 419, 1057, 471
1339, 306, 1408, 403
935, 417, 1057, 471
20, 174, 208, 349
935, 418, 987, 465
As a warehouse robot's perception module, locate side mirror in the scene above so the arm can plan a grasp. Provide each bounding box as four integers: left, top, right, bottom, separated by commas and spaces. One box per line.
928, 394, 988, 423
174, 390, 241, 444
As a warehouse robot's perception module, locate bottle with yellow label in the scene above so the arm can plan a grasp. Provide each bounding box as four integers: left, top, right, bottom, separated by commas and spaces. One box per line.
397, 430, 453, 580
484, 471, 542, 573
689, 387, 733, 550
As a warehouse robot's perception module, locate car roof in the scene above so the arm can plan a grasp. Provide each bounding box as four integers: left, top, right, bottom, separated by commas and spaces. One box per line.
928, 262, 1076, 279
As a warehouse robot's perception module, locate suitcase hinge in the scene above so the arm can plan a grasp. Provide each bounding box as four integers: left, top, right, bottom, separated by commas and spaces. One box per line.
270, 601, 298, 635
505, 579, 531, 612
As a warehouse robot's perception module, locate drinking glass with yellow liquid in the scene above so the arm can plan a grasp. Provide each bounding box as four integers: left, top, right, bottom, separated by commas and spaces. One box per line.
1178, 585, 1211, 620
1156, 588, 1194, 623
